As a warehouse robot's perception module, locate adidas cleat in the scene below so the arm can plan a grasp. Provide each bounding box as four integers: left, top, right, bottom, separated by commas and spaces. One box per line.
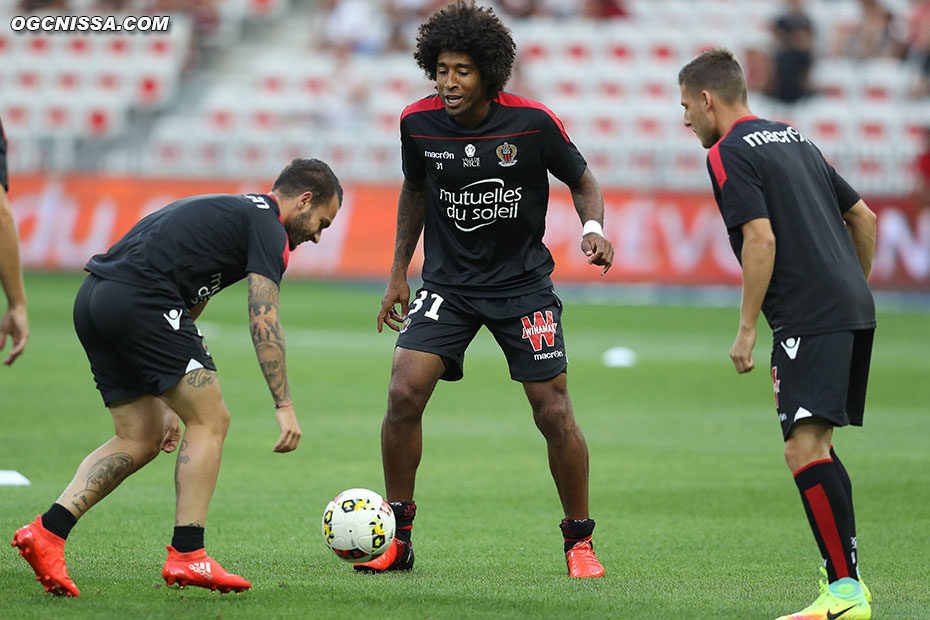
566, 537, 605, 578
776, 577, 871, 620
162, 545, 250, 593
11, 516, 80, 597
353, 538, 414, 573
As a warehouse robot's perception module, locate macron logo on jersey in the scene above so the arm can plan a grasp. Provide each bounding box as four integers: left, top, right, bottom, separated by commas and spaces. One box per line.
742, 125, 806, 148
521, 311, 557, 352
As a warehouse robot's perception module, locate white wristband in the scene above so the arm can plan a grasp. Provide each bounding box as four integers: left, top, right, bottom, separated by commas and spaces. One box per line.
582, 220, 604, 237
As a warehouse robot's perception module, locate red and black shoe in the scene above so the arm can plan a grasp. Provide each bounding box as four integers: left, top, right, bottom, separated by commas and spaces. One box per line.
353, 538, 414, 573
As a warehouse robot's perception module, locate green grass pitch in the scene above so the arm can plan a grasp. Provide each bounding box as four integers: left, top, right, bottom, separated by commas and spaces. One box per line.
1, 272, 928, 619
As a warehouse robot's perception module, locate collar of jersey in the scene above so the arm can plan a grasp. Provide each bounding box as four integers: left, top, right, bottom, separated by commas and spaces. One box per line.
715, 115, 759, 146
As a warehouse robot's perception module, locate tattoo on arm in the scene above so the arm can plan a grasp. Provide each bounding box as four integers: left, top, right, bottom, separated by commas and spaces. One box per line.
392, 180, 426, 274
248, 273, 290, 405
570, 168, 605, 225
68, 453, 134, 515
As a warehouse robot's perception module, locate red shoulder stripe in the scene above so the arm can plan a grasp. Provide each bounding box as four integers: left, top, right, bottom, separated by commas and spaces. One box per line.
401, 95, 443, 121
708, 142, 727, 188
707, 115, 760, 189
274, 199, 290, 270
494, 92, 569, 142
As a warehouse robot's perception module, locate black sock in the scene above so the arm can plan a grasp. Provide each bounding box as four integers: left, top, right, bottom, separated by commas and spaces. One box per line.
172, 526, 204, 553
830, 446, 858, 566
390, 501, 416, 545
794, 459, 857, 582
560, 518, 595, 552
41, 503, 77, 540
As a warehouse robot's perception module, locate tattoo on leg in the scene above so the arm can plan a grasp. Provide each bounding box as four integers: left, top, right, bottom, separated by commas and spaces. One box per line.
185, 368, 216, 388
174, 439, 190, 500
69, 453, 134, 514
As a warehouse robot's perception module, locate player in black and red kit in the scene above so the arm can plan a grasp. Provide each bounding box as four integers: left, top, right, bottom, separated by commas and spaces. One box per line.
0, 115, 29, 366
679, 50, 877, 620
12, 159, 342, 597
356, 0, 614, 578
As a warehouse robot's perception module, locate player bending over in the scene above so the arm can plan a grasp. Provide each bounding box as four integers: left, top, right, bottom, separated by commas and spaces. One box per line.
12, 158, 342, 596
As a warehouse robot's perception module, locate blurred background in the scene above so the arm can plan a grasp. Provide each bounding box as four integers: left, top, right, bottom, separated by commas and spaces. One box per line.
2, 0, 929, 292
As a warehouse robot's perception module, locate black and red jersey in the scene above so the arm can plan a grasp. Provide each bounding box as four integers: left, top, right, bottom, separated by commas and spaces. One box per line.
400, 92, 587, 297
707, 116, 875, 337
86, 193, 289, 308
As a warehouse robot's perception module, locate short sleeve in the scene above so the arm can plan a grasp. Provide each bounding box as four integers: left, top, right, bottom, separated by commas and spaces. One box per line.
541, 111, 587, 185
245, 208, 288, 285
0, 117, 8, 192
708, 143, 768, 230
400, 116, 426, 184
828, 164, 861, 212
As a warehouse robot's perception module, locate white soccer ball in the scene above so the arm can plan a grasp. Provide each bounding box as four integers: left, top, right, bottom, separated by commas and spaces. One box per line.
321, 488, 395, 562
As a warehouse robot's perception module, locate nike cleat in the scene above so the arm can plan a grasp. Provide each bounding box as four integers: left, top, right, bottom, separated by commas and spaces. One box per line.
565, 537, 605, 578
776, 577, 871, 620
818, 566, 871, 605
11, 516, 80, 597
162, 545, 251, 594
353, 538, 414, 573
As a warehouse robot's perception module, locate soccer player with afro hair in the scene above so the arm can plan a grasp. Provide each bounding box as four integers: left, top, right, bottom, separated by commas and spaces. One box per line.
357, 0, 615, 579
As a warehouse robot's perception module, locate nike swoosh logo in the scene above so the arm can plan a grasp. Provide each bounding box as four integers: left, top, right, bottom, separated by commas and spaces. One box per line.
827, 605, 855, 619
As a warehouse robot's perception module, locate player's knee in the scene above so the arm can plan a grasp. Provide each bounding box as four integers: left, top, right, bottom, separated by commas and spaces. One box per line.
385, 381, 427, 424
210, 407, 231, 436
188, 404, 230, 437
532, 399, 574, 438
783, 436, 816, 472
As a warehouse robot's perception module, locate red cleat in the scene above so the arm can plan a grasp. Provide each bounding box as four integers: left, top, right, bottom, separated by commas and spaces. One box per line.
566, 537, 605, 578
353, 538, 414, 573
11, 515, 80, 597
162, 545, 251, 594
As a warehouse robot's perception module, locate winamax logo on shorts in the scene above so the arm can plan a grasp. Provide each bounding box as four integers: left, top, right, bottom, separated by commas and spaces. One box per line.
439, 178, 523, 232
521, 311, 559, 356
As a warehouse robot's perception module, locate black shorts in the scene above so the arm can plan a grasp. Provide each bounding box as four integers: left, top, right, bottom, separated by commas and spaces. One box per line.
395, 286, 567, 383
770, 329, 874, 440
73, 274, 216, 406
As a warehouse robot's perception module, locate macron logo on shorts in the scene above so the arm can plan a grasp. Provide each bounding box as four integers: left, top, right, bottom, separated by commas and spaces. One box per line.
163, 308, 182, 331
780, 337, 800, 360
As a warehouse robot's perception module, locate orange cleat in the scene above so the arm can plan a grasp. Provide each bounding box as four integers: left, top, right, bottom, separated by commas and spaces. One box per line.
354, 538, 414, 573
566, 537, 605, 578
11, 515, 80, 597
162, 545, 251, 594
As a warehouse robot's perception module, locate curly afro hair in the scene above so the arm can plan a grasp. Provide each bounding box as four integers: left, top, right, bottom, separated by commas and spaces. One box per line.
414, 1, 516, 98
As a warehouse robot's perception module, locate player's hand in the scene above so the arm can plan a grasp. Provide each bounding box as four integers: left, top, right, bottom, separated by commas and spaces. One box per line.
160, 408, 181, 453
1, 304, 29, 366
581, 233, 614, 276
273, 404, 301, 453
377, 276, 410, 333
730, 326, 756, 374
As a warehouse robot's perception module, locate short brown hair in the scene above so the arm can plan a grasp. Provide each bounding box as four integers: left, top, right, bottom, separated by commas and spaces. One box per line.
272, 158, 343, 206
678, 48, 748, 105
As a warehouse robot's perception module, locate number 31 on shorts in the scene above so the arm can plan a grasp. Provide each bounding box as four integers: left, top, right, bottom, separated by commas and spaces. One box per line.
409, 290, 444, 320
